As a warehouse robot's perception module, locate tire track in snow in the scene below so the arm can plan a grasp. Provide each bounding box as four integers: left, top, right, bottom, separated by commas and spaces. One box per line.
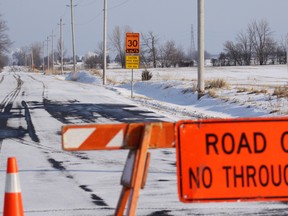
21, 100, 40, 142
0, 75, 5, 84
47, 157, 110, 208
0, 74, 25, 151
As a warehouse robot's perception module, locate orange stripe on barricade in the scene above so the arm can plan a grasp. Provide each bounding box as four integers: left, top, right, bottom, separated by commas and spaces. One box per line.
62, 122, 176, 151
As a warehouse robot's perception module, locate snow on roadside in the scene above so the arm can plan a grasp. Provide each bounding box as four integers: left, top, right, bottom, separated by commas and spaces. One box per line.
113, 80, 272, 119
58, 65, 288, 120
65, 71, 102, 84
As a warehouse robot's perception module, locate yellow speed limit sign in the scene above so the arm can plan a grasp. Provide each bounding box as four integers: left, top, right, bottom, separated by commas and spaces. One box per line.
126, 56, 139, 69
126, 33, 140, 53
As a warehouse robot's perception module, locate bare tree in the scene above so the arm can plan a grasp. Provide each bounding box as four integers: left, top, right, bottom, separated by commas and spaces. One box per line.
236, 30, 253, 65
30, 42, 43, 68
12, 46, 30, 66
0, 14, 11, 69
159, 40, 185, 67
84, 52, 98, 69
55, 39, 67, 64
110, 25, 131, 68
12, 49, 25, 66
159, 40, 176, 67
0, 54, 9, 68
223, 29, 253, 66
276, 35, 288, 64
224, 41, 242, 66
218, 52, 228, 66
96, 41, 110, 69
141, 31, 159, 68
84, 42, 110, 69
248, 19, 276, 65
221, 19, 277, 66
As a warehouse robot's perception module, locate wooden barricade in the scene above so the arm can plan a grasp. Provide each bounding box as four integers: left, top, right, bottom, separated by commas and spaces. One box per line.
62, 122, 175, 216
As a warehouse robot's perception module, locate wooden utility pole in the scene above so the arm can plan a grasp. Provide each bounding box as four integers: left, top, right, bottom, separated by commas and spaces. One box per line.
286, 35, 288, 73
103, 0, 107, 85
51, 30, 55, 73
46, 36, 50, 71
43, 41, 45, 71
31, 49, 34, 71
58, 18, 64, 74
70, 0, 77, 73
197, 0, 205, 99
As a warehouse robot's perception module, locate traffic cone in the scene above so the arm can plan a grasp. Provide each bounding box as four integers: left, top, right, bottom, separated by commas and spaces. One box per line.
3, 157, 24, 216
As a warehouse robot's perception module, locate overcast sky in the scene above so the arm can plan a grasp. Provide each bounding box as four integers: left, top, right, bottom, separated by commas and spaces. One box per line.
1, 0, 288, 58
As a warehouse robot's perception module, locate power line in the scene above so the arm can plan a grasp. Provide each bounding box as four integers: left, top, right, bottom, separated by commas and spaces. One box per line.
74, 0, 130, 26
75, 0, 97, 7
74, 10, 102, 26
108, 0, 130, 10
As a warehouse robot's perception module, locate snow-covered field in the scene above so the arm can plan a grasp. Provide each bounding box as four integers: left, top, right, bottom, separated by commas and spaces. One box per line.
1, 65, 288, 216
104, 64, 288, 119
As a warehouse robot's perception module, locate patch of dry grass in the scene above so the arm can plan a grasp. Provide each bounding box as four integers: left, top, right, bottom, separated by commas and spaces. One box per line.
273, 86, 288, 98
89, 69, 102, 77
208, 89, 218, 98
237, 87, 268, 95
206, 78, 229, 89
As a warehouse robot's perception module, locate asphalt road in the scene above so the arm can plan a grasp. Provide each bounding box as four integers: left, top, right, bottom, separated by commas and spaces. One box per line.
0, 70, 288, 215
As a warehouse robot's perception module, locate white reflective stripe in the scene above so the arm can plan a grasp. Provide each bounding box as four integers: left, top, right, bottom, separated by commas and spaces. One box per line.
5, 173, 21, 193
106, 130, 124, 148
63, 128, 96, 148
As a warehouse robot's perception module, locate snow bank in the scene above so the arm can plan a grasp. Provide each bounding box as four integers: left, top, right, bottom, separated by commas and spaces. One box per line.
65, 71, 101, 84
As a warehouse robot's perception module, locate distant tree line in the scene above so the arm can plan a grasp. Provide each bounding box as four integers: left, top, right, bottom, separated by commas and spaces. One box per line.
12, 41, 73, 70
3, 15, 287, 71
213, 19, 287, 66
83, 25, 210, 69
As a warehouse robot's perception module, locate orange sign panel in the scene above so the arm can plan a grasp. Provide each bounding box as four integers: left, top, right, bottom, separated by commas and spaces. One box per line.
176, 117, 288, 203
126, 33, 140, 53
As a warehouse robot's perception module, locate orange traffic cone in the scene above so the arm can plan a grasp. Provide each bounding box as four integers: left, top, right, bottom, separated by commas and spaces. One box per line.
3, 157, 24, 216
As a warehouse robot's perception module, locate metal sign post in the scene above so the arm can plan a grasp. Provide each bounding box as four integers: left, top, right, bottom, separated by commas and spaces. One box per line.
131, 69, 134, 98
126, 55, 139, 98
126, 33, 140, 99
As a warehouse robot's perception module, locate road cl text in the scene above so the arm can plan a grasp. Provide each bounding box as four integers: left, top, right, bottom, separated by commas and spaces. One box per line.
189, 131, 288, 190
205, 131, 288, 155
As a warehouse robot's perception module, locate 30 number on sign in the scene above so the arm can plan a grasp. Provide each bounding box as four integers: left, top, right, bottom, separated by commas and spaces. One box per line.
126, 33, 139, 53
127, 40, 138, 48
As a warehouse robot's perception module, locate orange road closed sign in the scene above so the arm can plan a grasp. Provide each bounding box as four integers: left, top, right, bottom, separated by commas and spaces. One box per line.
176, 117, 288, 203
126, 33, 140, 53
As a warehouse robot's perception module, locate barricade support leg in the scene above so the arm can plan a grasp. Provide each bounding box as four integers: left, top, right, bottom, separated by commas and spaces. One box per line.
115, 124, 153, 216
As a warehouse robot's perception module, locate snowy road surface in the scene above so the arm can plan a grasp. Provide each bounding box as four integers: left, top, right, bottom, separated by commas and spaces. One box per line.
0, 70, 288, 215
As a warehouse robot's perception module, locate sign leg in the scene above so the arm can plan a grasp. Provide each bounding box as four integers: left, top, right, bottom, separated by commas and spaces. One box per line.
126, 124, 152, 216
114, 124, 153, 216
115, 186, 131, 216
